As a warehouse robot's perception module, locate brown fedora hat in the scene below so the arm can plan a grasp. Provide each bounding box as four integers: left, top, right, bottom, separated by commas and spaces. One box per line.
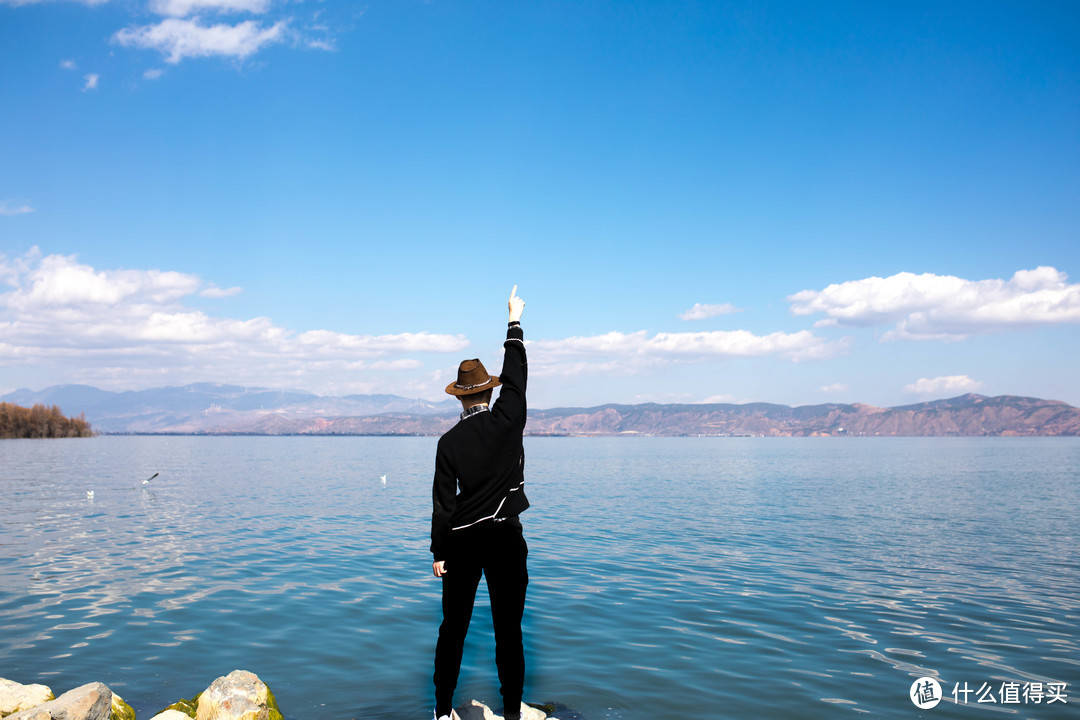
445, 358, 502, 396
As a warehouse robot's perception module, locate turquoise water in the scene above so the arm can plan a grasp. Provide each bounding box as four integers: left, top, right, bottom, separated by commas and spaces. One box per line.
0, 436, 1077, 719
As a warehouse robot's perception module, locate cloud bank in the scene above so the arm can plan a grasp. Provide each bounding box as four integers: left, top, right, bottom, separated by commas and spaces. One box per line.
0, 249, 853, 399
529, 328, 849, 370
0, 249, 468, 392
789, 267, 1080, 340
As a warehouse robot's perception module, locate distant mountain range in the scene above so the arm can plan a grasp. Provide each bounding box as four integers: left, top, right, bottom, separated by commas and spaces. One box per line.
0, 383, 459, 434
524, 394, 1080, 437
3, 384, 1079, 436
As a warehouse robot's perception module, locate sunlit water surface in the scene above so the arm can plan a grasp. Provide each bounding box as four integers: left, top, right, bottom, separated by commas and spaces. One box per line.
1, 436, 1077, 719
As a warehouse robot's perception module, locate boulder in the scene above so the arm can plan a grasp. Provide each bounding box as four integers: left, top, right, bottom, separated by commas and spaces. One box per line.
110, 693, 134, 720
148, 711, 194, 720
4, 682, 112, 720
453, 700, 552, 720
195, 671, 282, 720
155, 695, 199, 719
0, 679, 54, 717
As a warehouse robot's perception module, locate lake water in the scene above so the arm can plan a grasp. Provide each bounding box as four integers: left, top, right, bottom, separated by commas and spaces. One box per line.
0, 436, 1077, 719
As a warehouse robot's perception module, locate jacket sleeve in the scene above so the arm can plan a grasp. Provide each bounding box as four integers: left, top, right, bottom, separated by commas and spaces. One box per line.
493, 323, 527, 424
430, 439, 456, 561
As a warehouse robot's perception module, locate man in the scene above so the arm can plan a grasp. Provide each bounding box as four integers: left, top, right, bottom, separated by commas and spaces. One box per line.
431, 286, 529, 720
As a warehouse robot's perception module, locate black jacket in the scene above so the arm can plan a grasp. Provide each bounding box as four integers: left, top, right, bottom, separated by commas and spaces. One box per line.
430, 323, 529, 561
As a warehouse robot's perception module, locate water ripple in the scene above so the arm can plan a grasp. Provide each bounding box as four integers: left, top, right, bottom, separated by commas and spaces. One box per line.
1, 437, 1078, 719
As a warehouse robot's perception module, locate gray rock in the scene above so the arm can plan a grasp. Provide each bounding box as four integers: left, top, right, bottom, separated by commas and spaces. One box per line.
453, 700, 552, 720
4, 682, 112, 720
0, 678, 54, 717
148, 711, 195, 720
195, 671, 282, 720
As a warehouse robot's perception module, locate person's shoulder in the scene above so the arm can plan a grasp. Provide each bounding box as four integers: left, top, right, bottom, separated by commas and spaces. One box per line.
439, 419, 472, 444
437, 426, 457, 447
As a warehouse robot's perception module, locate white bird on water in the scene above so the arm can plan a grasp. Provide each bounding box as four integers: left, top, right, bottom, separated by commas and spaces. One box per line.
86, 489, 94, 500
142, 472, 159, 485
380, 474, 387, 488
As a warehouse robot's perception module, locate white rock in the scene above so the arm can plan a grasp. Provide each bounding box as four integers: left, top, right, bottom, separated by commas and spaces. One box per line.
148, 710, 195, 720
453, 700, 549, 720
4, 682, 111, 720
196, 670, 281, 720
0, 678, 54, 717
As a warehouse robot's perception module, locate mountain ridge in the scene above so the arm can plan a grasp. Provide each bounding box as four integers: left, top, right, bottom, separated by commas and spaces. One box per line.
0, 383, 460, 434
2, 386, 1078, 436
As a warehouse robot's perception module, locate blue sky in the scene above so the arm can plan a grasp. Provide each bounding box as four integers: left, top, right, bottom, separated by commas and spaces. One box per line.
1, 0, 1078, 408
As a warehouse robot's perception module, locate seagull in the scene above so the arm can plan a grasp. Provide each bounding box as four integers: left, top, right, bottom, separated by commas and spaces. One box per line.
86, 489, 95, 500
142, 472, 159, 485
380, 474, 387, 488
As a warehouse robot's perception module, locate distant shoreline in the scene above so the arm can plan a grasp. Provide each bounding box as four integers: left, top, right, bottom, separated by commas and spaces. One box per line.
83, 431, 1080, 438
4, 385, 1079, 436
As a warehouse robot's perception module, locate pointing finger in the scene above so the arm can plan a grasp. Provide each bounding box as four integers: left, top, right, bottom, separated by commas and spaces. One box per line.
511, 284, 518, 299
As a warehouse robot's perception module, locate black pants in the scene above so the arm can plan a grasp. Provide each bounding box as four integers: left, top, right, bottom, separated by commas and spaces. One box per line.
434, 518, 528, 718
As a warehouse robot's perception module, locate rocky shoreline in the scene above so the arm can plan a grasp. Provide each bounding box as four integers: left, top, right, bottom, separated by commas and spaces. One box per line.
0, 670, 562, 720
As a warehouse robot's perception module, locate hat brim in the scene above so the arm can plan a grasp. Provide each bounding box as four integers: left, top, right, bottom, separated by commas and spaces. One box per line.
445, 376, 502, 396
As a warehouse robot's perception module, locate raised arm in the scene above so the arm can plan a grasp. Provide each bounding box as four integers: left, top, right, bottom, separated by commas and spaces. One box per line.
494, 285, 527, 423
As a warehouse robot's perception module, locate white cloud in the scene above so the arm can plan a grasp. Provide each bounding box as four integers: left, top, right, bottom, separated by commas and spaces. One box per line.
530, 328, 849, 366
903, 375, 984, 395
369, 358, 423, 371
789, 267, 1080, 340
293, 328, 465, 355
3, 253, 199, 309
0, 246, 39, 285
200, 285, 241, 298
143, 68, 165, 80
532, 330, 647, 356
10, 0, 335, 66
149, 0, 270, 17
0, 250, 469, 392
529, 359, 630, 378
678, 302, 741, 321
82, 73, 99, 91
696, 394, 747, 404
817, 382, 848, 393
113, 17, 287, 64
0, 200, 35, 216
